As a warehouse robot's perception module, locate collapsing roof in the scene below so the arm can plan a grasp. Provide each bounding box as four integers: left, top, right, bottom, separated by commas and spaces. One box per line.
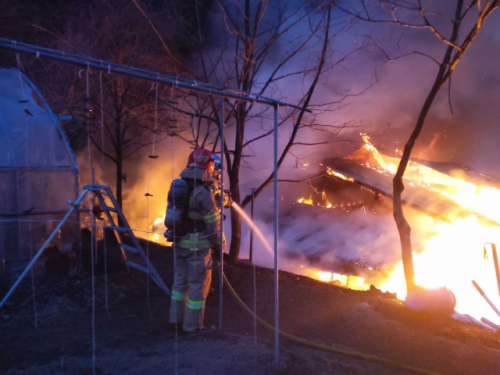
324, 150, 500, 227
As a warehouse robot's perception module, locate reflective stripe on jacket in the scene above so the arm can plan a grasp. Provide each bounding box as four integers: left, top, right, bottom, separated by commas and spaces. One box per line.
171, 290, 187, 301
178, 232, 212, 251
187, 299, 205, 310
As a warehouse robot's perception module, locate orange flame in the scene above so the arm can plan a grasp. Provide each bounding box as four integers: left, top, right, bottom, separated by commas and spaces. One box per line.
297, 196, 313, 205
341, 134, 500, 324
326, 166, 354, 181
316, 270, 367, 290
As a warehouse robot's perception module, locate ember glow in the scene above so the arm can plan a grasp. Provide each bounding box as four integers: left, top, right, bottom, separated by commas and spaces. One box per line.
296, 192, 363, 211
329, 135, 500, 324
380, 216, 500, 323
326, 166, 354, 181
315, 270, 367, 290
297, 196, 313, 205
146, 215, 168, 244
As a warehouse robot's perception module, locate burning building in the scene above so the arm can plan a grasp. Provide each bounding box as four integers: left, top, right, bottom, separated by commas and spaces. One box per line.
282, 134, 500, 326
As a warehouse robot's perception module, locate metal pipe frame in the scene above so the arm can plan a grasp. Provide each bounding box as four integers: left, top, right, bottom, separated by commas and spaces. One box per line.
0, 38, 284, 364
0, 39, 236, 94
491, 243, 500, 297
0, 209, 90, 217
249, 188, 256, 264
472, 280, 500, 317
0, 38, 271, 100
0, 39, 307, 111
0, 166, 77, 171
273, 104, 279, 365
219, 97, 224, 332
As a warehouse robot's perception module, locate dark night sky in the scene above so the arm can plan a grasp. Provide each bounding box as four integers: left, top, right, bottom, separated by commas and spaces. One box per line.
324, 6, 500, 174
1, 1, 499, 175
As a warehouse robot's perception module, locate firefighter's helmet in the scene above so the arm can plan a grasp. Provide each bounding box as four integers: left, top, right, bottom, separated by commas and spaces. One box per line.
212, 153, 221, 171
187, 148, 215, 171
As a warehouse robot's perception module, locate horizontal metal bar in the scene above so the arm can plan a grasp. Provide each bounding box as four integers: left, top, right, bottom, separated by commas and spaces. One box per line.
0, 38, 235, 92
0, 166, 77, 171
125, 261, 151, 274
0, 209, 90, 217
119, 244, 139, 254
104, 206, 117, 212
104, 226, 129, 233
82, 183, 109, 191
0, 38, 274, 98
0, 41, 300, 108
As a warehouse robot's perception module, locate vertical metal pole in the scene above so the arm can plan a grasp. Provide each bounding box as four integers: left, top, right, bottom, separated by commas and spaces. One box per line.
74, 168, 82, 273
273, 104, 279, 365
490, 243, 500, 297
249, 188, 255, 263
13, 170, 22, 275
92, 169, 97, 267
251, 188, 257, 343
218, 97, 224, 332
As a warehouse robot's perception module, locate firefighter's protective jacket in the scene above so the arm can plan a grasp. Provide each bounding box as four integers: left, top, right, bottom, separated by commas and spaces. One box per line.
176, 167, 222, 251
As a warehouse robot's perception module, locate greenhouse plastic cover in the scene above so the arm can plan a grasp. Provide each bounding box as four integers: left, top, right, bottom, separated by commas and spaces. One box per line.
0, 68, 79, 279
0, 68, 77, 169
0, 68, 78, 214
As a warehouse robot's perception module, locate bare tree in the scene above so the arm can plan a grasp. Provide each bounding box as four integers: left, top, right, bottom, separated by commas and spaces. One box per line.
337, 0, 500, 292
135, 0, 357, 261
26, 0, 183, 208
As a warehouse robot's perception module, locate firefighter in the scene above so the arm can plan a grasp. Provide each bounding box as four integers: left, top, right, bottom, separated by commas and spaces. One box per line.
166, 148, 224, 332
211, 153, 232, 209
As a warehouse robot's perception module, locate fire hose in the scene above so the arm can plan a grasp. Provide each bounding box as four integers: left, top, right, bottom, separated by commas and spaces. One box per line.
221, 270, 440, 375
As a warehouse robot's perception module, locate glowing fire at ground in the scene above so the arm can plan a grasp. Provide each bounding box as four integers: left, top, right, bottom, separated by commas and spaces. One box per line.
296, 193, 364, 211
380, 216, 500, 324
147, 215, 171, 244
316, 270, 367, 290
327, 133, 500, 324
297, 196, 313, 205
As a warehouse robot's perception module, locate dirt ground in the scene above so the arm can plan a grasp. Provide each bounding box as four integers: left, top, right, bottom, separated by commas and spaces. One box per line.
2, 239, 500, 375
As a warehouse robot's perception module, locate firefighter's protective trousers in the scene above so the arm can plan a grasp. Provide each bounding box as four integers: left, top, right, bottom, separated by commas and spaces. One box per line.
168, 168, 222, 332
169, 246, 212, 332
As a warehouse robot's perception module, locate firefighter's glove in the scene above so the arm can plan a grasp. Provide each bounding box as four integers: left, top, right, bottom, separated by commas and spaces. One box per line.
215, 190, 232, 208
223, 190, 232, 208
164, 230, 174, 243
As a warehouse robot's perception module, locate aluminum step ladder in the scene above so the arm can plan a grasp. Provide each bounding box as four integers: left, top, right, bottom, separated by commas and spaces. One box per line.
0, 183, 170, 309
84, 183, 170, 296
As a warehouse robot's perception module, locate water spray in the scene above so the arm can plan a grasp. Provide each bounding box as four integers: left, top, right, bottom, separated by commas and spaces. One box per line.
231, 202, 273, 256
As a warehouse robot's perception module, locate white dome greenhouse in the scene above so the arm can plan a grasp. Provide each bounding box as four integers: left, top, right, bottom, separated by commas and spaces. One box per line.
0, 68, 79, 280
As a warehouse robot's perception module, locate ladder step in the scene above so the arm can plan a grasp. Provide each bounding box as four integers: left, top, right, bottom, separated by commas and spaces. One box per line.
119, 244, 139, 253
104, 206, 117, 212
105, 226, 129, 233
125, 261, 151, 274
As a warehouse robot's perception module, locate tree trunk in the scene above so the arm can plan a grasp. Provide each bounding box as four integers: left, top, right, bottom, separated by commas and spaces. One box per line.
393, 0, 465, 294
226, 0, 252, 263
116, 159, 123, 209
393, 81, 450, 293
115, 158, 125, 227
393, 175, 416, 292
228, 175, 241, 262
